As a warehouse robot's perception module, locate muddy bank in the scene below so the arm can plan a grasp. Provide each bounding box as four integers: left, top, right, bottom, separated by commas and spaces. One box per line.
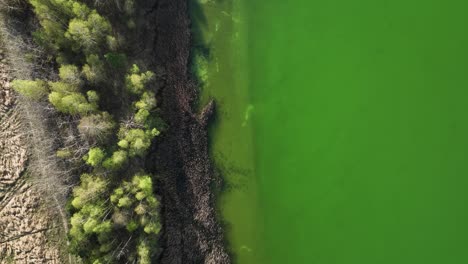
150, 0, 230, 263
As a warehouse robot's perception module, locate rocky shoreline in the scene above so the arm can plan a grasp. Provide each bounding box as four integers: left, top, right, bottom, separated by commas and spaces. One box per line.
151, 0, 230, 263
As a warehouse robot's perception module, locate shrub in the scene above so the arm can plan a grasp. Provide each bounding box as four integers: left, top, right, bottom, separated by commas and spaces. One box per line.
56, 149, 72, 158
49, 81, 78, 93
11, 80, 48, 100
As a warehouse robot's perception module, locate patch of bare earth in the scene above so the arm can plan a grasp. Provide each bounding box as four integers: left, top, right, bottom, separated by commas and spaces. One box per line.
0, 58, 61, 263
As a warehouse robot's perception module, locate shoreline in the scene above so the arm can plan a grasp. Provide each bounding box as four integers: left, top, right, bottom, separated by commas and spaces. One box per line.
151, 0, 230, 263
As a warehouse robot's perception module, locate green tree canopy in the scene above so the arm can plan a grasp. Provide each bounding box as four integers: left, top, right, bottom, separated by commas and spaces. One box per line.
125, 64, 154, 95
71, 173, 107, 209
59, 64, 83, 86
85, 147, 105, 167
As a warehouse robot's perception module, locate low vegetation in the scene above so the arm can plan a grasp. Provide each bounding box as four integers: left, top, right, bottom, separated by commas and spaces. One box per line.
10, 0, 163, 263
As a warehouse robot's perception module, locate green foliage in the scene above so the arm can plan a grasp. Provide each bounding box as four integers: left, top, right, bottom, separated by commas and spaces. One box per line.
86, 147, 105, 167
137, 240, 151, 264
133, 175, 153, 198
46, 85, 99, 116
125, 64, 154, 95
49, 91, 98, 115
69, 202, 112, 250
133, 91, 157, 124
106, 36, 118, 51
117, 195, 133, 208
49, 81, 78, 93
29, 0, 73, 51
65, 11, 111, 53
59, 64, 82, 86
110, 174, 161, 235
134, 91, 157, 111
82, 54, 106, 83
126, 220, 138, 232
104, 52, 127, 69
11, 80, 48, 100
118, 128, 158, 157
71, 174, 107, 209
71, 1, 90, 19
143, 221, 161, 235
86, 90, 100, 104
102, 150, 128, 170
27, 1, 163, 262
134, 109, 150, 124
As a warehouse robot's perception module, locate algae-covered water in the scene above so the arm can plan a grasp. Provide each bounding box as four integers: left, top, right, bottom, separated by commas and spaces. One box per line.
193, 0, 468, 263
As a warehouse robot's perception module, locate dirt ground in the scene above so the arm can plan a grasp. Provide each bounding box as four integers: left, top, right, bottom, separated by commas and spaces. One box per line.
0, 57, 61, 263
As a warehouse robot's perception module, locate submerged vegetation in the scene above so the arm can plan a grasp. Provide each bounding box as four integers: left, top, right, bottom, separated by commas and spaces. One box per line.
9, 0, 162, 262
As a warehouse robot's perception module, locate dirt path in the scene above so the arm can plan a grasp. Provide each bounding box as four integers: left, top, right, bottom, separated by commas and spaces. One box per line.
0, 56, 61, 263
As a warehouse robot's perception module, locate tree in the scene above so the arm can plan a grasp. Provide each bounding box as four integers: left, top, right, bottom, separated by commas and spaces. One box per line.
71, 174, 107, 209
133, 91, 159, 126
71, 1, 90, 19
29, 0, 73, 52
118, 128, 157, 157
134, 91, 157, 111
126, 220, 138, 232
102, 150, 128, 170
78, 112, 115, 143
86, 90, 99, 104
49, 91, 97, 115
134, 109, 149, 124
65, 11, 111, 53
59, 64, 83, 86
137, 240, 151, 264
125, 64, 154, 95
85, 147, 105, 167
82, 54, 106, 83
11, 80, 48, 100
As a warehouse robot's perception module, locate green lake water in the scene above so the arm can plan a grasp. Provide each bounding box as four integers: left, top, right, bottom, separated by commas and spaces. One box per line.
192, 1, 468, 263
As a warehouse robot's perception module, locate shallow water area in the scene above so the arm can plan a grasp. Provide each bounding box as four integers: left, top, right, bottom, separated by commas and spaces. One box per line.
189, 1, 263, 263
